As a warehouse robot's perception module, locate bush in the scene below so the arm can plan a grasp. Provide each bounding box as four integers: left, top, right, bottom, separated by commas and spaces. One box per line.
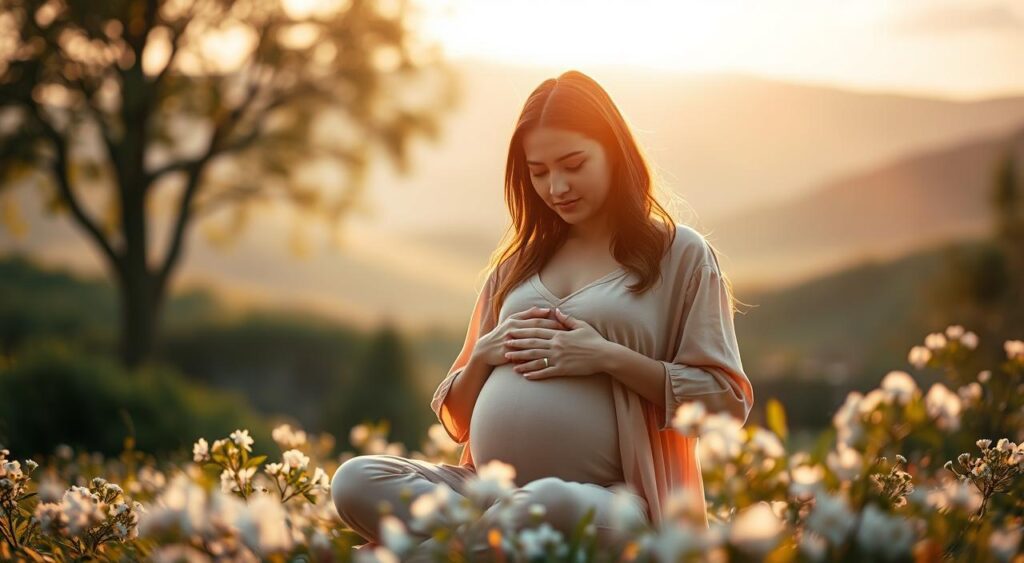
0, 341, 268, 458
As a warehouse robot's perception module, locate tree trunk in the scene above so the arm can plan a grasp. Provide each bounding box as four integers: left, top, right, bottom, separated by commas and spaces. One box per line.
117, 252, 164, 369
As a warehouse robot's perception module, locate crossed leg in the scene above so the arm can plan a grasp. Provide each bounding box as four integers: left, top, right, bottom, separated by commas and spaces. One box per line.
331, 455, 649, 560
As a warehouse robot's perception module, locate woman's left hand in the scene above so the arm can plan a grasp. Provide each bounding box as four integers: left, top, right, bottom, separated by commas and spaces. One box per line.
504, 308, 611, 380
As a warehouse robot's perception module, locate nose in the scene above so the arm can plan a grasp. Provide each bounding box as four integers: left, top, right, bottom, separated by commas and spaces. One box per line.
549, 171, 570, 199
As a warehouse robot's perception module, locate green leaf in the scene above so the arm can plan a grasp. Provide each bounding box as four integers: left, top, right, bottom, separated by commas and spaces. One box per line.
246, 455, 268, 468
766, 398, 788, 441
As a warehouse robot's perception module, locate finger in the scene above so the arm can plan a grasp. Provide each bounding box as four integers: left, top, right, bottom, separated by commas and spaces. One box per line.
523, 366, 558, 380
511, 356, 546, 371
504, 337, 551, 349
510, 318, 563, 332
508, 327, 562, 340
527, 318, 567, 329
509, 306, 552, 320
505, 347, 547, 362
513, 320, 565, 333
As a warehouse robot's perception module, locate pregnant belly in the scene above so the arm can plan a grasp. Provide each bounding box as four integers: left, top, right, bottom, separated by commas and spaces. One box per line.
469, 364, 623, 487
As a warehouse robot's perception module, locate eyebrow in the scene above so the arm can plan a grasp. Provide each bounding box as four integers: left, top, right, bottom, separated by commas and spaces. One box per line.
526, 150, 585, 166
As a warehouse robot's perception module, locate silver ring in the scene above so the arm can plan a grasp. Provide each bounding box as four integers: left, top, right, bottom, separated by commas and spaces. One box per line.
542, 357, 549, 368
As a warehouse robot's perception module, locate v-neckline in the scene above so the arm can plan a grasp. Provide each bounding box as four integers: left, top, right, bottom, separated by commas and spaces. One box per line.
530, 267, 627, 305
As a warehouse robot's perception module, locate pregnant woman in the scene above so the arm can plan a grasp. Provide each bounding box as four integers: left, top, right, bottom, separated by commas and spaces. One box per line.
331, 70, 754, 557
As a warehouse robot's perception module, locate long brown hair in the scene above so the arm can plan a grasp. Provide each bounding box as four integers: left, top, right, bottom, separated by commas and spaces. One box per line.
485, 70, 738, 321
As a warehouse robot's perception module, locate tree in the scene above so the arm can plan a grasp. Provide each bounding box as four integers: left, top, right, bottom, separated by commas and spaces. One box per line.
0, 0, 456, 367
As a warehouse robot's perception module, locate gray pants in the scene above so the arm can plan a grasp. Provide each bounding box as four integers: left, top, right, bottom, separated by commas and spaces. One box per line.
330, 454, 648, 559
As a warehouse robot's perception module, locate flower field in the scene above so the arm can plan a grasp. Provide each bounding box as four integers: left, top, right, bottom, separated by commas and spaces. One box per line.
1, 326, 1022, 562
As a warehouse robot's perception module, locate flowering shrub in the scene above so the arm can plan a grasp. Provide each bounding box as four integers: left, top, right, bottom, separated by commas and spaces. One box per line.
0, 325, 1021, 561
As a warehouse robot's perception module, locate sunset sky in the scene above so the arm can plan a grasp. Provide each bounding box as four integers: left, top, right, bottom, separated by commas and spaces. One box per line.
416, 0, 1024, 99
7, 0, 1024, 331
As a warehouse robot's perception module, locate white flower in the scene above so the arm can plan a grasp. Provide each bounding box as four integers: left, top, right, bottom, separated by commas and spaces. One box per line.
310, 467, 330, 490
995, 438, 1014, 453
749, 428, 785, 459
923, 477, 983, 514
210, 439, 227, 453
671, 401, 706, 436
220, 469, 237, 493
832, 392, 864, 447
989, 525, 1024, 562
230, 429, 254, 452
607, 485, 647, 534
33, 502, 67, 535
729, 502, 783, 556
662, 487, 704, 523
37, 477, 64, 503
54, 444, 73, 460
858, 389, 887, 414
464, 459, 516, 507
354, 546, 400, 563
977, 439, 992, 450
956, 382, 982, 406
789, 464, 825, 501
518, 523, 567, 559
806, 491, 855, 545
799, 531, 827, 562
2, 461, 22, 479
924, 383, 962, 431
907, 346, 931, 369
62, 486, 106, 536
856, 504, 915, 560
282, 449, 310, 471
235, 493, 293, 555
924, 332, 947, 350
410, 483, 471, 533
880, 371, 918, 405
271, 424, 308, 449
944, 325, 965, 340
192, 438, 209, 463
697, 413, 745, 462
265, 463, 284, 477
427, 424, 459, 454
641, 523, 702, 562
1004, 340, 1024, 360
378, 514, 414, 556
961, 331, 978, 350
826, 443, 863, 482
237, 466, 256, 486
137, 474, 214, 538
349, 424, 370, 447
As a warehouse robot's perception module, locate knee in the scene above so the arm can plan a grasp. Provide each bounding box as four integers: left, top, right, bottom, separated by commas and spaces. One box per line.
331, 455, 386, 518
519, 477, 584, 529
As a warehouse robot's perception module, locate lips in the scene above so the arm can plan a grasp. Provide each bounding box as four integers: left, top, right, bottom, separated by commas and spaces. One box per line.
555, 198, 580, 208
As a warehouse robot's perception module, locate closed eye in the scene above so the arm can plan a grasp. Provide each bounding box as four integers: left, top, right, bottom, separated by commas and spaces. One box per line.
530, 160, 585, 178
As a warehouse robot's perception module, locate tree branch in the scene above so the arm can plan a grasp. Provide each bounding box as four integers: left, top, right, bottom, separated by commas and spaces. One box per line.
27, 102, 122, 272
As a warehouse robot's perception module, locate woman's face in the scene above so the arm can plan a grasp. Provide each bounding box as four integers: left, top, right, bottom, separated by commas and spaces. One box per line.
522, 126, 613, 226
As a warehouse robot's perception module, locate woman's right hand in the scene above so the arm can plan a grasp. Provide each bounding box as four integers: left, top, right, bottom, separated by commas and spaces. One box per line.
472, 306, 567, 367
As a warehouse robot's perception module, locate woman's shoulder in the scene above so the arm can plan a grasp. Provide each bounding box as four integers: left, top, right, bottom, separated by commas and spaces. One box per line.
667, 223, 718, 272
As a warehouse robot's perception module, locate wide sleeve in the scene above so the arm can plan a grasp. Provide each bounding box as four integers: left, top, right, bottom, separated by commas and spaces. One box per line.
655, 262, 754, 430
430, 268, 501, 443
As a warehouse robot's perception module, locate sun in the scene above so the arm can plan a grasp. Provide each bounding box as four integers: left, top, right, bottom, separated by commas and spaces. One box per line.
414, 0, 737, 72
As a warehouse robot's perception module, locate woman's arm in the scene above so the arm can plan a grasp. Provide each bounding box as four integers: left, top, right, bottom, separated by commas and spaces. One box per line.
601, 263, 753, 431
430, 271, 500, 443
441, 351, 495, 439
600, 342, 664, 406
